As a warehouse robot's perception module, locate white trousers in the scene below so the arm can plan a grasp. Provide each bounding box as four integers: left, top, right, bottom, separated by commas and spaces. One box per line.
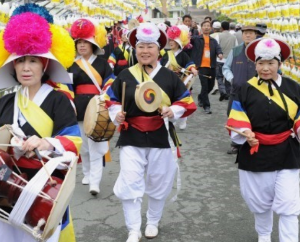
239, 169, 300, 242
114, 146, 177, 232
79, 122, 109, 188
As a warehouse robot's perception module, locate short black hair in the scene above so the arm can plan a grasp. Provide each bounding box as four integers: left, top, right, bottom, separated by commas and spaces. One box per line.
201, 20, 211, 27
164, 20, 171, 27
204, 16, 212, 22
221, 21, 230, 30
182, 14, 192, 22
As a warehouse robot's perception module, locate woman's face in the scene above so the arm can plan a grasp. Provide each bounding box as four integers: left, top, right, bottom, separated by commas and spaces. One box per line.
14, 56, 44, 88
136, 42, 159, 66
169, 39, 180, 50
256, 59, 280, 80
76, 39, 93, 57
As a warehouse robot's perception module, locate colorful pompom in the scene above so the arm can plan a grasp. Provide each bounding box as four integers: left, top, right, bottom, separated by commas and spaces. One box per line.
70, 19, 95, 39
11, 3, 53, 23
0, 30, 10, 67
95, 25, 107, 48
4, 12, 51, 55
50, 24, 76, 69
180, 30, 190, 47
167, 26, 181, 40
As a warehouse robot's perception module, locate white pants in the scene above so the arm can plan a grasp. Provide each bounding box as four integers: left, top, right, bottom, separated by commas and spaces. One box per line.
239, 169, 300, 242
0, 220, 61, 242
114, 146, 177, 232
79, 122, 109, 188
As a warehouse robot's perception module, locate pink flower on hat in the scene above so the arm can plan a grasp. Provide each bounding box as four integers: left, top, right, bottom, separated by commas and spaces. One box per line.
264, 39, 275, 48
142, 28, 152, 35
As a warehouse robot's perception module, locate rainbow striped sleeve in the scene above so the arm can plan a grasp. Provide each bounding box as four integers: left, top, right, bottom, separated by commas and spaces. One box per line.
46, 81, 75, 101
185, 61, 196, 71
227, 100, 252, 129
104, 84, 121, 108
102, 73, 116, 92
293, 109, 300, 132
55, 124, 82, 156
172, 90, 197, 118
108, 53, 116, 65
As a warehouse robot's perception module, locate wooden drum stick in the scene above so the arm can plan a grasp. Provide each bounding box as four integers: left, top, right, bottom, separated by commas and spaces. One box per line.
122, 82, 126, 113
225, 125, 249, 138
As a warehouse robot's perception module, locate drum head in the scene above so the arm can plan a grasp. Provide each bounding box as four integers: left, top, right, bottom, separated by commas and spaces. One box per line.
134, 82, 162, 113
83, 96, 100, 136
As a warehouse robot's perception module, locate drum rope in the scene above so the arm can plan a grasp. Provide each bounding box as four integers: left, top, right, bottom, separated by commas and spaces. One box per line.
8, 152, 76, 228
163, 114, 181, 203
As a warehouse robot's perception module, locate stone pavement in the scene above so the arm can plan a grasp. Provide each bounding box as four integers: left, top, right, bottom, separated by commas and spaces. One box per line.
70, 77, 282, 242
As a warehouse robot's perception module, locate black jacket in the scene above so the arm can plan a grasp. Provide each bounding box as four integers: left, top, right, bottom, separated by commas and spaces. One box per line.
191, 34, 222, 68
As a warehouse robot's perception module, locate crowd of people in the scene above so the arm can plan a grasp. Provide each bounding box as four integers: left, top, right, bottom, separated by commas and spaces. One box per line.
0, 3, 299, 242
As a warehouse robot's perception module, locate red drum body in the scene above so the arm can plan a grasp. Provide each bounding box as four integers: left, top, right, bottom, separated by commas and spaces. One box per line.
0, 150, 63, 230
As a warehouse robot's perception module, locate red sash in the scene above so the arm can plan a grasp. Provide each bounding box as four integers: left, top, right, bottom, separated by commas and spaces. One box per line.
76, 84, 100, 95
118, 116, 164, 132
250, 130, 292, 154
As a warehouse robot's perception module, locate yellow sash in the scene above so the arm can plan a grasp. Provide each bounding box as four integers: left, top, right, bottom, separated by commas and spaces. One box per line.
129, 64, 171, 107
167, 51, 182, 71
248, 77, 297, 120
119, 44, 129, 61
76, 59, 103, 87
17, 92, 53, 138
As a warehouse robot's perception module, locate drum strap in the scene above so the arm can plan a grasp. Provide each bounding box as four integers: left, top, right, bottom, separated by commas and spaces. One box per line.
129, 64, 171, 107
76, 58, 103, 94
167, 51, 182, 72
120, 44, 129, 61
8, 153, 76, 228
164, 117, 181, 203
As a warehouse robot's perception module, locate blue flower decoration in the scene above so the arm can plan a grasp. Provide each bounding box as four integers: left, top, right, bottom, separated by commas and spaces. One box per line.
11, 3, 53, 24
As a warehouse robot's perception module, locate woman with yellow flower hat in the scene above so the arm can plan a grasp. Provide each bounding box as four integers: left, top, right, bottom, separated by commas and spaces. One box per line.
0, 3, 81, 242
161, 24, 198, 130
69, 18, 115, 196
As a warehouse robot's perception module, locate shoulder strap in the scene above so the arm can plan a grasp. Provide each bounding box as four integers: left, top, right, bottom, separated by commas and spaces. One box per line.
76, 58, 103, 94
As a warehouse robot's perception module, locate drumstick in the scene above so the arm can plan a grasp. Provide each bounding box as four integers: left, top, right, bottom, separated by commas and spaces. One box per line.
225, 125, 249, 138
0, 156, 53, 200
199, 74, 212, 79
0, 144, 22, 147
121, 82, 126, 113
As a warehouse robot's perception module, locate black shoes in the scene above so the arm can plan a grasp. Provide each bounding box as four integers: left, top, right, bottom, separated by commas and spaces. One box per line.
219, 93, 230, 101
219, 93, 226, 101
198, 101, 203, 107
204, 107, 212, 114
227, 146, 238, 154
211, 89, 219, 95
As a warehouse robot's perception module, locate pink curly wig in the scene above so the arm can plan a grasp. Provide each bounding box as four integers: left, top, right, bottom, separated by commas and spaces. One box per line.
167, 26, 181, 40
70, 19, 95, 39
4, 12, 52, 55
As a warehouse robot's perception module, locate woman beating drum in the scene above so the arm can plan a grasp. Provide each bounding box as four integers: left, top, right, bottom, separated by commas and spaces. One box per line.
227, 38, 300, 242
0, 4, 82, 242
104, 23, 197, 242
68, 18, 115, 196
160, 25, 198, 130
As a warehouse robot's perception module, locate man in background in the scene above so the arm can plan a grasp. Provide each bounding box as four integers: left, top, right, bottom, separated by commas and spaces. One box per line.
222, 25, 257, 154
192, 21, 223, 114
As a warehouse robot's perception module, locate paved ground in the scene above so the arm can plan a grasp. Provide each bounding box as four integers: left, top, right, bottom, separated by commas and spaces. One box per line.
70, 77, 282, 242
